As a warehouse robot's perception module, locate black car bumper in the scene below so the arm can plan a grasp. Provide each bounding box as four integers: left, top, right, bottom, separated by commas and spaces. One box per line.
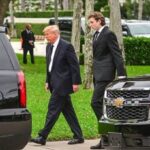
0, 108, 31, 150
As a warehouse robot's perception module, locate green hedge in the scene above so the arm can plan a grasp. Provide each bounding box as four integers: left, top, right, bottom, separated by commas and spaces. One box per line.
14, 11, 73, 18
124, 37, 150, 65
15, 23, 47, 38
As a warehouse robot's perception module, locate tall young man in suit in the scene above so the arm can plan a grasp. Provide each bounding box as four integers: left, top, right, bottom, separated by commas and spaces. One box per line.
31, 25, 84, 145
21, 24, 35, 64
88, 12, 127, 149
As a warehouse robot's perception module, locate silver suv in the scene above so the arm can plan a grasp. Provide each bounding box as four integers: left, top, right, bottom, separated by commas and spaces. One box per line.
100, 75, 150, 150
122, 20, 150, 37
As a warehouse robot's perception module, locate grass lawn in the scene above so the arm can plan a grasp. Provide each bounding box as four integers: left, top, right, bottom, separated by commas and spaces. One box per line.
16, 54, 150, 141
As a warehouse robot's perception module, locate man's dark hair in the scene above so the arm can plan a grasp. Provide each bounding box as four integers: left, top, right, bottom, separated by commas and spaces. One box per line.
88, 11, 106, 26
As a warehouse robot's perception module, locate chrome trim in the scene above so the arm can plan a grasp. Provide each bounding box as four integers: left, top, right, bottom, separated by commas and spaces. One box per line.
100, 117, 150, 125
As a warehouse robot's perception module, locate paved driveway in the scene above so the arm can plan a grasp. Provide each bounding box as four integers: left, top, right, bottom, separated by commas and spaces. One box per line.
23, 139, 101, 150
11, 41, 46, 56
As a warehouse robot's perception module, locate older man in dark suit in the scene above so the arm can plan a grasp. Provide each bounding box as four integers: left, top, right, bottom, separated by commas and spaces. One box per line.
88, 12, 127, 149
21, 24, 35, 64
31, 25, 84, 145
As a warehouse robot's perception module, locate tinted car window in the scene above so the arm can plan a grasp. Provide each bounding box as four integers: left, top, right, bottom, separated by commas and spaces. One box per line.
0, 38, 13, 70
59, 20, 72, 31
49, 18, 84, 32
49, 17, 85, 41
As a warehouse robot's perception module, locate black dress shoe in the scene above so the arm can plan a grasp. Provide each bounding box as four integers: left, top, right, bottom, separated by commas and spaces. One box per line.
68, 138, 84, 144
90, 141, 104, 149
31, 136, 46, 145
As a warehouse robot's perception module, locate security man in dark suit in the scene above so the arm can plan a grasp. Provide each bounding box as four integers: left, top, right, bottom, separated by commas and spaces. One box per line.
88, 12, 127, 149
31, 25, 84, 145
21, 24, 35, 64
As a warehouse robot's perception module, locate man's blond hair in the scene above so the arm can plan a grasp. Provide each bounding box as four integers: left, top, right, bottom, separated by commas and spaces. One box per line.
43, 25, 60, 34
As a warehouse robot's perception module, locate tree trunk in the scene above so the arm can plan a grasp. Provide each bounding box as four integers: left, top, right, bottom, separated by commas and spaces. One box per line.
82, 0, 94, 89
68, 0, 74, 9
0, 0, 11, 25
41, 0, 46, 11
71, 0, 83, 59
109, 0, 125, 61
20, 0, 26, 12
9, 0, 16, 37
54, 0, 58, 25
63, 0, 69, 10
138, 0, 144, 20
59, 0, 63, 10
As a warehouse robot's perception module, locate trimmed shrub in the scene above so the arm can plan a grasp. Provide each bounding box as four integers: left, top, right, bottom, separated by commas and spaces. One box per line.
124, 37, 150, 65
15, 23, 47, 38
14, 11, 73, 18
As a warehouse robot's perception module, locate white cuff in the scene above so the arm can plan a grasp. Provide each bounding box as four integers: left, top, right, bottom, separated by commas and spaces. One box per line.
118, 76, 126, 79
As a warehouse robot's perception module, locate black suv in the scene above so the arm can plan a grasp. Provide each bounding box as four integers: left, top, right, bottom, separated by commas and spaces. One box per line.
100, 75, 150, 150
49, 17, 85, 41
0, 27, 31, 150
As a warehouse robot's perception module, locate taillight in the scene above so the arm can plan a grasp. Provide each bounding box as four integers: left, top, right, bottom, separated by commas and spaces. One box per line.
17, 71, 26, 108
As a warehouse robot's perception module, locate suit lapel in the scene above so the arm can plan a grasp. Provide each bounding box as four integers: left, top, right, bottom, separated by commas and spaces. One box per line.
46, 44, 52, 66
98, 26, 108, 41
93, 26, 108, 49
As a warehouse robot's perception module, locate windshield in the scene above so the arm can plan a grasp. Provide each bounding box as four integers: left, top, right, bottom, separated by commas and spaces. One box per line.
128, 23, 150, 36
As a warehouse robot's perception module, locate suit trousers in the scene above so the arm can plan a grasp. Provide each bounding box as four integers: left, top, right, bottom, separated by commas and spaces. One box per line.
23, 48, 34, 64
39, 90, 83, 139
91, 80, 111, 121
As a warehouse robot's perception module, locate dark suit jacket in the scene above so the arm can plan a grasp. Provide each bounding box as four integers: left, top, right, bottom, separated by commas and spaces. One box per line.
93, 26, 127, 81
21, 29, 35, 49
46, 38, 81, 96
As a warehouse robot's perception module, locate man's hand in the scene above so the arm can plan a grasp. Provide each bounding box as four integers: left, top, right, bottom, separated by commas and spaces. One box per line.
29, 40, 34, 45
73, 85, 79, 92
45, 83, 49, 91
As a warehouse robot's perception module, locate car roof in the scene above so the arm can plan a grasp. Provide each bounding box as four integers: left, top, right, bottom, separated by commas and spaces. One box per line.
122, 20, 150, 25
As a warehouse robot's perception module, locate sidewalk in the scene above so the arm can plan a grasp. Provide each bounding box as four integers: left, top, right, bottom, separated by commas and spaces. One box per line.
11, 41, 46, 56
23, 139, 100, 150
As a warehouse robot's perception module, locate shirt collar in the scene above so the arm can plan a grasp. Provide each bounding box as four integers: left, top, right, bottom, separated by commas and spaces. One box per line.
26, 29, 30, 33
53, 36, 60, 48
98, 25, 106, 33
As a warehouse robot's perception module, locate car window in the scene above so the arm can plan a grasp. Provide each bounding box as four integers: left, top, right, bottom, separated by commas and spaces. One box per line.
49, 17, 85, 41
49, 19, 55, 25
0, 38, 13, 70
59, 20, 72, 31
49, 17, 85, 33
127, 23, 150, 36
